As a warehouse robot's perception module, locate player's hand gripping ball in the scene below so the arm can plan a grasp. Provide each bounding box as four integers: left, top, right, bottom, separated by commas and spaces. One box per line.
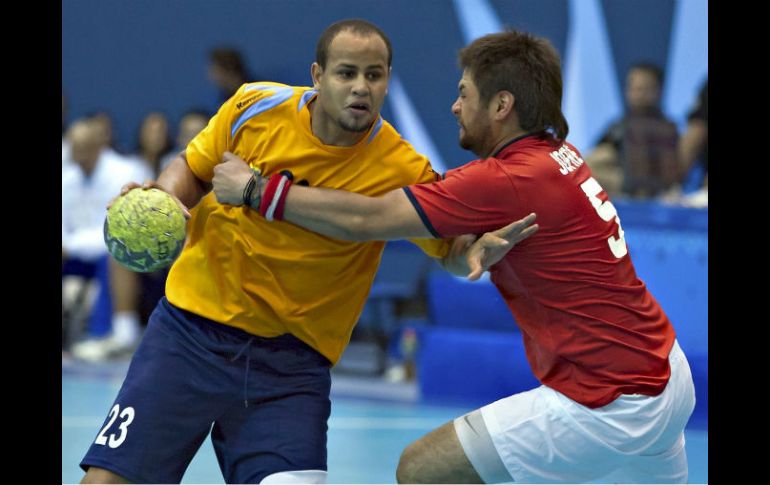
104, 188, 187, 272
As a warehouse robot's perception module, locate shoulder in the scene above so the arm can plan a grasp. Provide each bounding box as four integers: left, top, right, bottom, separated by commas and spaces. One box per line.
226, 83, 312, 136
369, 119, 423, 160
372, 120, 439, 173
232, 82, 310, 113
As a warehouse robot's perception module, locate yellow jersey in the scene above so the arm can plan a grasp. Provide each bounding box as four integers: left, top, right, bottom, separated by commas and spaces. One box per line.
166, 82, 449, 364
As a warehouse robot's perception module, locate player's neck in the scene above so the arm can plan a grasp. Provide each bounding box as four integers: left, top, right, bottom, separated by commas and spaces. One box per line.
482, 127, 529, 158
308, 99, 366, 147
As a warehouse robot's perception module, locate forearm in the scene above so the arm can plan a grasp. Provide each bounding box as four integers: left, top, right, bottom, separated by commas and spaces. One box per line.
211, 152, 430, 240
282, 185, 431, 241
283, 185, 392, 241
156, 152, 211, 209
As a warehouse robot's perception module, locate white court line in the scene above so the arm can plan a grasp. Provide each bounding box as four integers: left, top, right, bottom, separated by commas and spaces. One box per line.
62, 416, 447, 430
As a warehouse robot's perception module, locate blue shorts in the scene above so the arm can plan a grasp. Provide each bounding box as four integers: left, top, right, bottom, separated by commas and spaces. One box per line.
80, 297, 332, 483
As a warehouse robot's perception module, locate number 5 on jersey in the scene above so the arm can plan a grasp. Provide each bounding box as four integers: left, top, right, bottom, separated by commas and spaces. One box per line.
580, 177, 628, 259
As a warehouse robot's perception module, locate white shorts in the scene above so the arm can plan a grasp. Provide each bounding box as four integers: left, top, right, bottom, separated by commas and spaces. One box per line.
455, 340, 696, 483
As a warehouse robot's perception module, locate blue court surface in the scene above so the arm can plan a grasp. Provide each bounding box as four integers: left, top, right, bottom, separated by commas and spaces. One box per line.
62, 360, 707, 484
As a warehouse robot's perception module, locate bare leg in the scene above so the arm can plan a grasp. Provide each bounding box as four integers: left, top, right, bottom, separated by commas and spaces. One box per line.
80, 466, 131, 484
109, 257, 142, 345
109, 257, 139, 314
396, 420, 484, 484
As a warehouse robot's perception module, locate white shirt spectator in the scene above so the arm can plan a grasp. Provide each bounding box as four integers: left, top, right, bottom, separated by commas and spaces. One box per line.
62, 150, 153, 261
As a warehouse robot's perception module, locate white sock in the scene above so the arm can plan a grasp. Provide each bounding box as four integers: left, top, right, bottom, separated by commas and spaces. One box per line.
111, 311, 141, 345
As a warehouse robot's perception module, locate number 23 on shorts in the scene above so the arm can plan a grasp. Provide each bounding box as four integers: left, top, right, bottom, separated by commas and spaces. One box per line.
94, 404, 136, 449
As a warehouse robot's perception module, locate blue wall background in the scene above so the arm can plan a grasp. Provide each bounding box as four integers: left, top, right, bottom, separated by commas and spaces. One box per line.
62, 0, 707, 173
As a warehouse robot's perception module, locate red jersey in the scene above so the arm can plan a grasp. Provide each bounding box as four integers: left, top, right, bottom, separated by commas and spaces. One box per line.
405, 133, 676, 408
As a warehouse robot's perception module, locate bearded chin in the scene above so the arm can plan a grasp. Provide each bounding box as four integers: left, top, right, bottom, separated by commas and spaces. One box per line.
339, 117, 371, 133
459, 133, 474, 152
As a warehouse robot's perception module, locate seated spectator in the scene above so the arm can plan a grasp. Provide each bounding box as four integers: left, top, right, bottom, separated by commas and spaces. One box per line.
133, 111, 173, 175
134, 110, 205, 326
585, 62, 679, 199
89, 111, 127, 156
62, 119, 153, 361
678, 78, 708, 190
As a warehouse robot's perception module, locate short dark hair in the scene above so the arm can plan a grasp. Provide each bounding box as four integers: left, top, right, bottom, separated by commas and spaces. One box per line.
316, 19, 393, 69
458, 30, 568, 142
628, 62, 664, 87
209, 47, 247, 77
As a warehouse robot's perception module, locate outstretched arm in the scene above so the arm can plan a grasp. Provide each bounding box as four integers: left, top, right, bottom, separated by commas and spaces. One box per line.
212, 151, 433, 241
285, 184, 433, 241
211, 152, 538, 278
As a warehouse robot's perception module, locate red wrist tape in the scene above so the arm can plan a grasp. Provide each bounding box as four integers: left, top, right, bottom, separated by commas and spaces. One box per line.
259, 170, 294, 221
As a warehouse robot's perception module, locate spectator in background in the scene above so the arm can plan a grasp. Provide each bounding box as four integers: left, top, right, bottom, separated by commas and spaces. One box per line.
585, 62, 679, 199
127, 111, 176, 325
134, 111, 173, 175
208, 47, 252, 108
159, 109, 210, 172
62, 119, 154, 361
89, 111, 127, 156
678, 78, 708, 202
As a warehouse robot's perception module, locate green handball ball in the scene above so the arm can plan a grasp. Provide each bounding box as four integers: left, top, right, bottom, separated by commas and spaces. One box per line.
104, 188, 187, 272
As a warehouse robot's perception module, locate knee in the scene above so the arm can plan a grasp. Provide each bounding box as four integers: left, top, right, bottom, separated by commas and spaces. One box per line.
396, 442, 422, 484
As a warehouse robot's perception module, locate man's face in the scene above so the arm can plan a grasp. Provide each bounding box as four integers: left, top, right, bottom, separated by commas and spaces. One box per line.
313, 30, 390, 135
451, 70, 492, 156
68, 122, 101, 172
140, 113, 169, 155
626, 68, 661, 113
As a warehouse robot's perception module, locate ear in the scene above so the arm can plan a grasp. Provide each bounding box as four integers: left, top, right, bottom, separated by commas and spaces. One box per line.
385, 66, 392, 95
493, 91, 515, 121
311, 62, 322, 89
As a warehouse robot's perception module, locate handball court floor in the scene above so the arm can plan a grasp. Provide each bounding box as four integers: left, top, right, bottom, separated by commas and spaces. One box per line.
62, 358, 708, 484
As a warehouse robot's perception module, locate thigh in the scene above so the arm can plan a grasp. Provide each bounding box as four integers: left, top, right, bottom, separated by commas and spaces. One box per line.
480, 386, 619, 483
211, 385, 331, 484
79, 302, 232, 483
211, 348, 332, 484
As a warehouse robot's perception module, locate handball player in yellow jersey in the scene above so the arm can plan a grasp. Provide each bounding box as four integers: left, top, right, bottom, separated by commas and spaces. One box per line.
80, 19, 536, 484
